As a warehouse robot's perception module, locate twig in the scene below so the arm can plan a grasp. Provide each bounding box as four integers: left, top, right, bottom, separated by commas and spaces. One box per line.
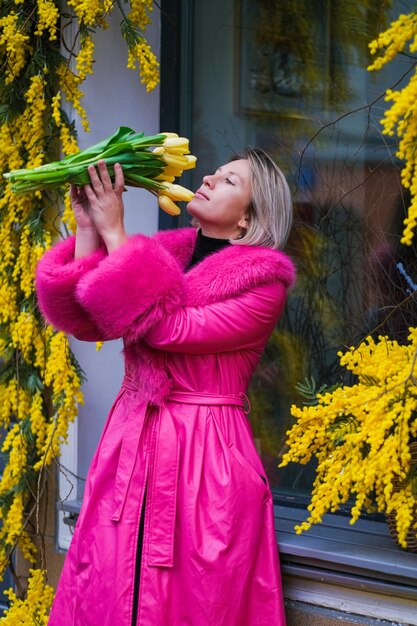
297, 60, 417, 176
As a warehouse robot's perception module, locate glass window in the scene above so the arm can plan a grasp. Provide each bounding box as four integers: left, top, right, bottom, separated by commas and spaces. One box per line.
180, 0, 416, 500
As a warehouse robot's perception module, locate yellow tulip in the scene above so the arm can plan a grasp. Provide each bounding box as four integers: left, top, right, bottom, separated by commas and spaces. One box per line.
160, 182, 194, 201
183, 155, 197, 169
155, 174, 176, 182
158, 194, 181, 216
162, 154, 190, 169
164, 147, 190, 155
161, 166, 184, 178
162, 154, 197, 170
163, 137, 189, 152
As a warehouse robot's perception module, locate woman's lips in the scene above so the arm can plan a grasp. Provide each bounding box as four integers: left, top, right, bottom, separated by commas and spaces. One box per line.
194, 190, 208, 200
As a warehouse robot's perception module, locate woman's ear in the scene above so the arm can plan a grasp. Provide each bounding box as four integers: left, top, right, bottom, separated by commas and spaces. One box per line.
237, 215, 249, 230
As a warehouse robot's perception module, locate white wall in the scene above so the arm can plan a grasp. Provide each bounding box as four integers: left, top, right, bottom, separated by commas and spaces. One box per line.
58, 9, 160, 549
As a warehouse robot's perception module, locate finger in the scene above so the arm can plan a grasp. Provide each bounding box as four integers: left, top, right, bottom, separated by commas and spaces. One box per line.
70, 182, 83, 196
79, 186, 88, 202
97, 159, 113, 192
113, 163, 125, 195
83, 182, 96, 201
87, 164, 103, 193
69, 184, 78, 201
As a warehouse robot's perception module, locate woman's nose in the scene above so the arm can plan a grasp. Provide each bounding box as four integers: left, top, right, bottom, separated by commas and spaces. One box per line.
203, 174, 214, 187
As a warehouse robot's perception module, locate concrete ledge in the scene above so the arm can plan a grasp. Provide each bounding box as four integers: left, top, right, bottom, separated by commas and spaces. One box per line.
286, 600, 409, 626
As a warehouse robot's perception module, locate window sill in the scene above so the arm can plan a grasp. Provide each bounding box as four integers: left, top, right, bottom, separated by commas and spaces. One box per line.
62, 499, 417, 588
276, 504, 417, 624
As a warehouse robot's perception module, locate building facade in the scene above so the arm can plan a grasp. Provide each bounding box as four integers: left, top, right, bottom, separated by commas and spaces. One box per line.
46, 2, 417, 625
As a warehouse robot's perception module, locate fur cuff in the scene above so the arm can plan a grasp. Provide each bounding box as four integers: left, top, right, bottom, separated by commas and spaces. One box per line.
35, 237, 107, 339
76, 234, 184, 342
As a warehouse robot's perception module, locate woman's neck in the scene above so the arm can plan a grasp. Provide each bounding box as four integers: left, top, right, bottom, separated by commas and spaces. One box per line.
186, 229, 231, 271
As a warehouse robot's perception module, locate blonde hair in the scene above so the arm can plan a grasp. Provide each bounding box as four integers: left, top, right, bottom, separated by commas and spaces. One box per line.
230, 148, 293, 250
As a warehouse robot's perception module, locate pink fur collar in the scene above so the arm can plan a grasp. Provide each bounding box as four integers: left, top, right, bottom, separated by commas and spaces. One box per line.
155, 227, 296, 306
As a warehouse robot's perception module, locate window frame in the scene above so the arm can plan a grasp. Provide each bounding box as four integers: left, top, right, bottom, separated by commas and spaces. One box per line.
158, 1, 417, 619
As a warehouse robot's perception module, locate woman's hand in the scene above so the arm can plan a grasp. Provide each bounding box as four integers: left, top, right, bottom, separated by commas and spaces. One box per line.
71, 184, 102, 259
83, 160, 128, 253
71, 184, 95, 230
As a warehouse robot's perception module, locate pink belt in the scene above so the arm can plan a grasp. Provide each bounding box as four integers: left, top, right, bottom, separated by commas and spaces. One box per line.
111, 376, 250, 568
168, 390, 249, 411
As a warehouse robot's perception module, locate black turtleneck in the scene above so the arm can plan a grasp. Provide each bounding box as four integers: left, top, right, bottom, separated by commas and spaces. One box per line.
186, 230, 231, 271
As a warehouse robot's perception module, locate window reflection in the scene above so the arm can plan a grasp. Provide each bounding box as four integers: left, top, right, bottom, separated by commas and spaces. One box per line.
189, 0, 417, 496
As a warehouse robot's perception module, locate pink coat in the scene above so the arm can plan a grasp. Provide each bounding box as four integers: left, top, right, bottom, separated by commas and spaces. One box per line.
35, 227, 296, 626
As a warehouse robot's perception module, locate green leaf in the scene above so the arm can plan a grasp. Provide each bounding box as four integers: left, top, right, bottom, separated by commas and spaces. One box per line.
61, 127, 139, 165
0, 360, 16, 385
27, 373, 44, 394
360, 375, 381, 386
295, 376, 328, 405
0, 104, 10, 124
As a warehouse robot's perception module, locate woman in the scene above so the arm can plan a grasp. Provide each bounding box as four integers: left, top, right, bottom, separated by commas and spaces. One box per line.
36, 148, 296, 626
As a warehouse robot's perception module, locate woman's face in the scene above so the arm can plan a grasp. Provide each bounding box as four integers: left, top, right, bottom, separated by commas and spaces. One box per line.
186, 159, 252, 239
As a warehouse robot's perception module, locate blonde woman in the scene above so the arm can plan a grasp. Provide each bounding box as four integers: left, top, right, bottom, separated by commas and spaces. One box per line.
36, 147, 295, 626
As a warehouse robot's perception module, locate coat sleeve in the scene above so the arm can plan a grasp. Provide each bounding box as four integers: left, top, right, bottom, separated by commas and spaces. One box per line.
35, 237, 109, 341
75, 234, 185, 343
143, 282, 287, 354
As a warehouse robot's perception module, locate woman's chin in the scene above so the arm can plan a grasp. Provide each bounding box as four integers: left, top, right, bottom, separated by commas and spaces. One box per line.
186, 200, 200, 217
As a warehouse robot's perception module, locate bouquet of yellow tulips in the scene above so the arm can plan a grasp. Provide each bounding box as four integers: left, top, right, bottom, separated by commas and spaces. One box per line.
3, 127, 196, 216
